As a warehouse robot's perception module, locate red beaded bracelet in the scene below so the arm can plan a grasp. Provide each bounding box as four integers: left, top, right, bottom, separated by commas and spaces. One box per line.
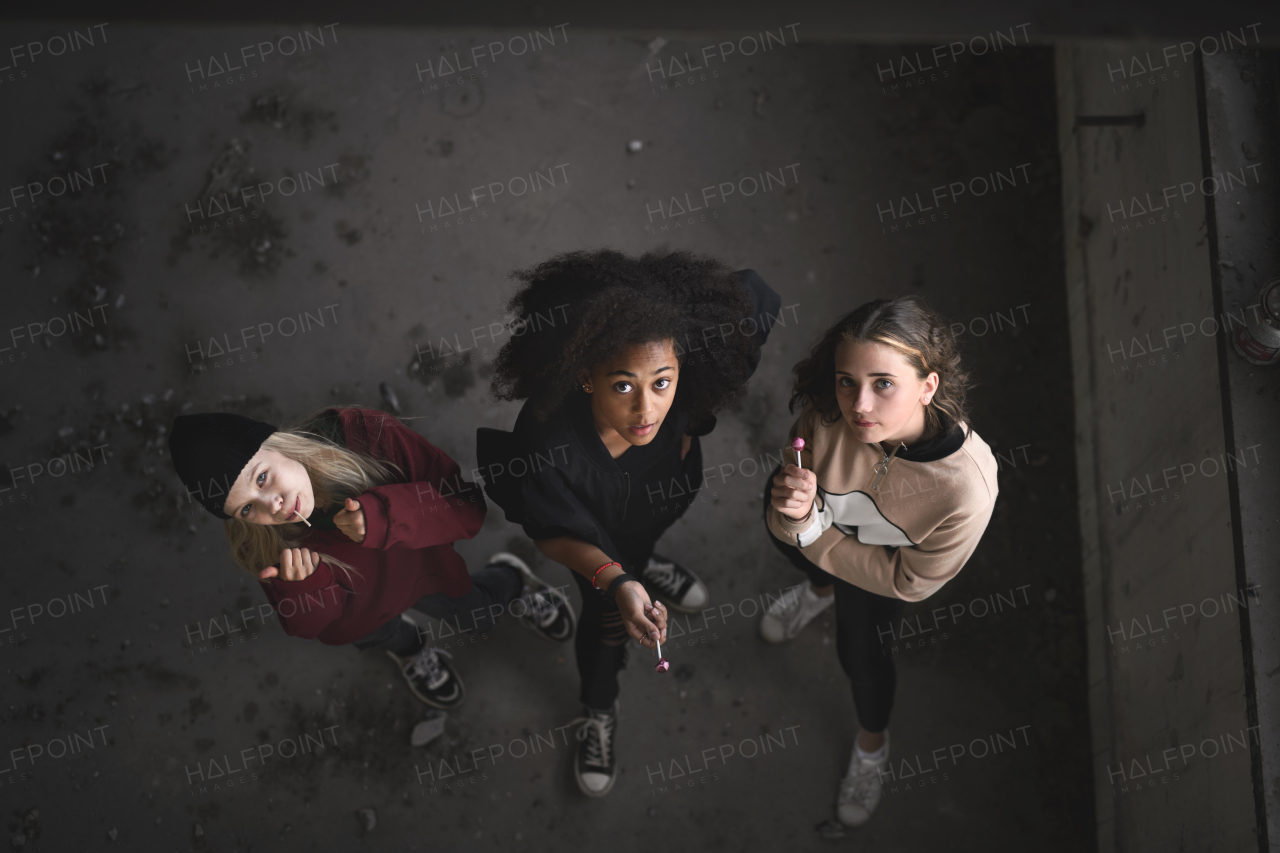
592, 561, 622, 590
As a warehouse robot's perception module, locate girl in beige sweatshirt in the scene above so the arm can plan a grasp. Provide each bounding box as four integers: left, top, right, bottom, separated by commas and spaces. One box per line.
762, 295, 998, 829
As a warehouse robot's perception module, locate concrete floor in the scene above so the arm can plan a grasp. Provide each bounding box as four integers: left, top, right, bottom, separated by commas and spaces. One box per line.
0, 23, 1090, 851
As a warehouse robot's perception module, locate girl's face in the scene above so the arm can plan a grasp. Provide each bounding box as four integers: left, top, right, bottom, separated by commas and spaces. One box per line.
223, 448, 315, 525
583, 339, 681, 447
834, 340, 938, 446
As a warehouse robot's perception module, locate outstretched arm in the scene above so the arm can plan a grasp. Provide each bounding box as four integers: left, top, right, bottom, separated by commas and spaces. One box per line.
534, 535, 667, 648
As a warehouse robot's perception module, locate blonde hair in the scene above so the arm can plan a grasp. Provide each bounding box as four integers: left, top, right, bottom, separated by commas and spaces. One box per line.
223, 419, 401, 581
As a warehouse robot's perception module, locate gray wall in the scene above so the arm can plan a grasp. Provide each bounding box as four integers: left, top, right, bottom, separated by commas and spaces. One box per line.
1057, 42, 1262, 853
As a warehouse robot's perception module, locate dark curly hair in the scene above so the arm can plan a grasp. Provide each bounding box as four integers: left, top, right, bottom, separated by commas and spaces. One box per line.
490, 249, 759, 425
789, 296, 972, 437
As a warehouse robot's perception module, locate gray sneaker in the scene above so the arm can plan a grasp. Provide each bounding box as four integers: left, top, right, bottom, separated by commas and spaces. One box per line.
837, 734, 890, 827
759, 583, 835, 643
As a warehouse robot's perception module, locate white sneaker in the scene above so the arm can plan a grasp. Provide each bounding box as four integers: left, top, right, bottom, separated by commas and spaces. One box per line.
837, 734, 890, 827
758, 583, 835, 643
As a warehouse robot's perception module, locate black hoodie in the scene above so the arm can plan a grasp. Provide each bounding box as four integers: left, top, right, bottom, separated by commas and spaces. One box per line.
477, 269, 782, 571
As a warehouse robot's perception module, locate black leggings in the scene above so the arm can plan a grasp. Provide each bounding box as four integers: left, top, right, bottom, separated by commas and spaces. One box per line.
763, 466, 906, 732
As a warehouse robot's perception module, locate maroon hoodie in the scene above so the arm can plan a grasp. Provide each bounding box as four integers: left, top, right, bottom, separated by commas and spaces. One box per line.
257, 407, 485, 645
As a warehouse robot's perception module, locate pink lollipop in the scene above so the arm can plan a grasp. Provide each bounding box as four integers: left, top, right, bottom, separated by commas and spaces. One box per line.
791, 436, 804, 468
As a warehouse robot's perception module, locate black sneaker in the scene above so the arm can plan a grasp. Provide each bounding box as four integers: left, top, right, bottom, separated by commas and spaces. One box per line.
571, 704, 618, 797
487, 551, 576, 643
641, 553, 708, 613
387, 644, 464, 709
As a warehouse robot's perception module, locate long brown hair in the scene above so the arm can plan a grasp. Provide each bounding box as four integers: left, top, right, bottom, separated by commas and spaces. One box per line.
789, 296, 971, 437
223, 412, 400, 580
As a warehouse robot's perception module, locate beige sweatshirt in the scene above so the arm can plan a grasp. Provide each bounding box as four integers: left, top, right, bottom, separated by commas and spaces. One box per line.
766, 406, 998, 602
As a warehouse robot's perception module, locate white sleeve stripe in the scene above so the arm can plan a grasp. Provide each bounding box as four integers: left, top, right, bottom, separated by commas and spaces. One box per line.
796, 504, 828, 548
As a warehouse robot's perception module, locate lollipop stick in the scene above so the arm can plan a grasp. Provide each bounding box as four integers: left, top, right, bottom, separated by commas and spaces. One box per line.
653, 626, 670, 672
790, 437, 807, 548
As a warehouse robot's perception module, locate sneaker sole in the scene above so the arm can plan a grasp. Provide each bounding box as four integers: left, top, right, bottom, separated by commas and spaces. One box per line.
490, 552, 578, 643
519, 585, 577, 644
386, 651, 466, 710
487, 551, 536, 583
837, 805, 874, 827
644, 578, 709, 614
647, 590, 704, 615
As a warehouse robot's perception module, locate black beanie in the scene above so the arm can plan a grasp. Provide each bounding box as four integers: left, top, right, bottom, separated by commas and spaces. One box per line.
168, 413, 278, 519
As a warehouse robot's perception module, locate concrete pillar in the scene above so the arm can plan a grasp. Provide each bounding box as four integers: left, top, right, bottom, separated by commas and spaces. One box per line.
1056, 41, 1261, 852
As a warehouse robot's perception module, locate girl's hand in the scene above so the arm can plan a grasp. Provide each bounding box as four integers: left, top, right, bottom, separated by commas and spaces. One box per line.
260, 547, 320, 581
615, 582, 668, 650
771, 463, 817, 521
334, 497, 366, 543
681, 433, 692, 460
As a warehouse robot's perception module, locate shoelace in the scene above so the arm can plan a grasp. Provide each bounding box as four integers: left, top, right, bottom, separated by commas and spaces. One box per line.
840, 759, 886, 803
644, 560, 685, 596
570, 712, 615, 770
767, 585, 806, 618
788, 589, 828, 630
405, 647, 453, 690
522, 589, 560, 628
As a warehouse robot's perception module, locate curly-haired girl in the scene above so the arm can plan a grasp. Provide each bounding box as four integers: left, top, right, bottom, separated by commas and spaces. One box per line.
762, 296, 998, 828
479, 248, 781, 797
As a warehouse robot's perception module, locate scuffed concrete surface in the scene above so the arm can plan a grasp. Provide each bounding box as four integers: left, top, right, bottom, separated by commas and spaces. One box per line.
0, 21, 1088, 851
